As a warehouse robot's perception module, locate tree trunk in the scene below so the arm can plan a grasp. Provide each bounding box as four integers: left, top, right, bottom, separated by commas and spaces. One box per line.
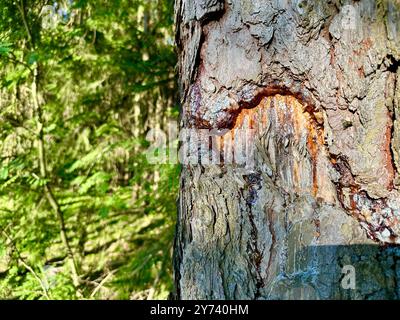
173, 0, 400, 300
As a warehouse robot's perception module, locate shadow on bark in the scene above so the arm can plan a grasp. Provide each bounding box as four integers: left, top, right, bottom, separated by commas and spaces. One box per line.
268, 244, 400, 300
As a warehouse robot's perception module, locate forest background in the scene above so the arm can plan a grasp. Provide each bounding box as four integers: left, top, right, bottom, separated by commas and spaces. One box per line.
0, 0, 178, 299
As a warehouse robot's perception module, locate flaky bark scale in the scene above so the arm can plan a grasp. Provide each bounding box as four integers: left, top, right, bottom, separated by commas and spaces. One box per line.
174, 0, 400, 299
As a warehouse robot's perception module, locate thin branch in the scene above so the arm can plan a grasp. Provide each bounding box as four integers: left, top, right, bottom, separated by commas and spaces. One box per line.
90, 270, 116, 298
2, 52, 33, 74
30, 55, 81, 289
16, 0, 34, 49
16, 0, 82, 289
2, 0, 82, 296
0, 228, 51, 300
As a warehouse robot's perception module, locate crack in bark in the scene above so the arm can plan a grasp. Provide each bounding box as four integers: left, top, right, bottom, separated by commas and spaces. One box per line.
388, 55, 400, 181
265, 207, 277, 283
190, 84, 321, 131
243, 173, 264, 298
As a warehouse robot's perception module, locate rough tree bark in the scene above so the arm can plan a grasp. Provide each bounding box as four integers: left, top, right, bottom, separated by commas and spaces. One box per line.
173, 0, 400, 299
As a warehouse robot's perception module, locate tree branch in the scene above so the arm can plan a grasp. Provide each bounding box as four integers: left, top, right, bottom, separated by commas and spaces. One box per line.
16, 0, 34, 49
2, 52, 34, 74
15, 0, 82, 290
33, 65, 81, 288
0, 228, 51, 300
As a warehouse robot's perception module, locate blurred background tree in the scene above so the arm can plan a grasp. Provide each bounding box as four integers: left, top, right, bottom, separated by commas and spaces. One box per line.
0, 0, 178, 299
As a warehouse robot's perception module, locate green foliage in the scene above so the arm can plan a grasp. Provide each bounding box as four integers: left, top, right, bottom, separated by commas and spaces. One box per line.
0, 0, 178, 299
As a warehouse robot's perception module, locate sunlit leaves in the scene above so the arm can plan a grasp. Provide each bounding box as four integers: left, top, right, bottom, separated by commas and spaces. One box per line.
0, 42, 12, 55
2, 66, 30, 89
0, 167, 8, 180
